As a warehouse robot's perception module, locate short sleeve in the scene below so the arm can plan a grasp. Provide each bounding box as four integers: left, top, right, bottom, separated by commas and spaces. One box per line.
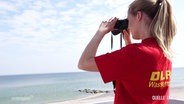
95, 46, 132, 83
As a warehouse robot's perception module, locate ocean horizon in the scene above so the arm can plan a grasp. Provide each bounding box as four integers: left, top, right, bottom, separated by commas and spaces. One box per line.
0, 67, 184, 104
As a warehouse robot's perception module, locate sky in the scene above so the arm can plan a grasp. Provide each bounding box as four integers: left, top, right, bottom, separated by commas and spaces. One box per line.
0, 0, 184, 75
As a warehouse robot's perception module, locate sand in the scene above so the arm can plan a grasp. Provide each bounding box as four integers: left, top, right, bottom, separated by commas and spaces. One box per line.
49, 87, 184, 104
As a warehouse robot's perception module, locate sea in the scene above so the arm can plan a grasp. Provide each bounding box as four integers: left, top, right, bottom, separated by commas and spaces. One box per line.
0, 67, 184, 104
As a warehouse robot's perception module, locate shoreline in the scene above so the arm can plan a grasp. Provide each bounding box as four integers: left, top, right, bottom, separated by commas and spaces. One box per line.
48, 91, 114, 104
170, 86, 184, 101
48, 86, 184, 104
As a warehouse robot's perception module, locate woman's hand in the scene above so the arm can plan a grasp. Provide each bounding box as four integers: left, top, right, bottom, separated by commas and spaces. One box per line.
97, 17, 118, 35
123, 29, 132, 45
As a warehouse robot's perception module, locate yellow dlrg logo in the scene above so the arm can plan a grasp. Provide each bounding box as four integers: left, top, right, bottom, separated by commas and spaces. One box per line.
150, 70, 171, 81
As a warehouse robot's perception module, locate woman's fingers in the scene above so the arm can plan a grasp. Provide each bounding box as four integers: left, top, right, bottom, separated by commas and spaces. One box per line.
99, 17, 118, 34
123, 29, 132, 45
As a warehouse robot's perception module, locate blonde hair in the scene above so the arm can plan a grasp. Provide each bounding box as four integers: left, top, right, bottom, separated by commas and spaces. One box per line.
128, 0, 176, 59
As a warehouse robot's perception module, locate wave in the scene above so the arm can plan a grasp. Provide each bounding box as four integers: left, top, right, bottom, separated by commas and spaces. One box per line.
11, 95, 34, 101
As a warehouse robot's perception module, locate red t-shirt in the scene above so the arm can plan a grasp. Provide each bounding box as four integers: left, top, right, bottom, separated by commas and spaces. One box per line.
95, 38, 172, 104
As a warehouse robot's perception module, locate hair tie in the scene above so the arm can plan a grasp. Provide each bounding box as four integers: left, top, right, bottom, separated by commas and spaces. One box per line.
152, 0, 164, 19
157, 0, 164, 6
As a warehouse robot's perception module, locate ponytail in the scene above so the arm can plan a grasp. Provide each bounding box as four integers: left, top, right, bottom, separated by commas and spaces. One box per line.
150, 0, 176, 59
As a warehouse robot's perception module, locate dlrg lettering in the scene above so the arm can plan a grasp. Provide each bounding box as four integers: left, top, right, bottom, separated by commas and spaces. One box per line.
150, 70, 171, 81
149, 70, 171, 88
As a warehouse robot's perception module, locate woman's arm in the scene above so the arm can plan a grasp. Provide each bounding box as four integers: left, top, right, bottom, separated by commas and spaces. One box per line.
78, 17, 117, 72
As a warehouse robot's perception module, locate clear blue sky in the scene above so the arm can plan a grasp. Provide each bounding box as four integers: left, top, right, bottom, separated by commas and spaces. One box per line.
0, 0, 184, 75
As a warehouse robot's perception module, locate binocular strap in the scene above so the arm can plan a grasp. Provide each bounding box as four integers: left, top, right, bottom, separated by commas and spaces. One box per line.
111, 33, 123, 93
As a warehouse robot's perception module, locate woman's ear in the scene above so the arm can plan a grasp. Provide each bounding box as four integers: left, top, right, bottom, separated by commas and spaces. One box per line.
137, 11, 142, 21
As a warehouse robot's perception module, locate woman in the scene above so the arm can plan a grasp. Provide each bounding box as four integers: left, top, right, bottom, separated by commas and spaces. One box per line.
78, 0, 176, 103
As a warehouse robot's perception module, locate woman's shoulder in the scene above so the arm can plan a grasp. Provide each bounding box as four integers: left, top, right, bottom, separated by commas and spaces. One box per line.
122, 42, 160, 54
123, 43, 142, 51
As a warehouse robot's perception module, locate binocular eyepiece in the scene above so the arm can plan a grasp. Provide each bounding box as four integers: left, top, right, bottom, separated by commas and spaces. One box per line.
111, 19, 128, 35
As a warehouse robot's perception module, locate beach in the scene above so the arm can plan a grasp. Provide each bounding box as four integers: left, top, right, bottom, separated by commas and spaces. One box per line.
49, 87, 184, 104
